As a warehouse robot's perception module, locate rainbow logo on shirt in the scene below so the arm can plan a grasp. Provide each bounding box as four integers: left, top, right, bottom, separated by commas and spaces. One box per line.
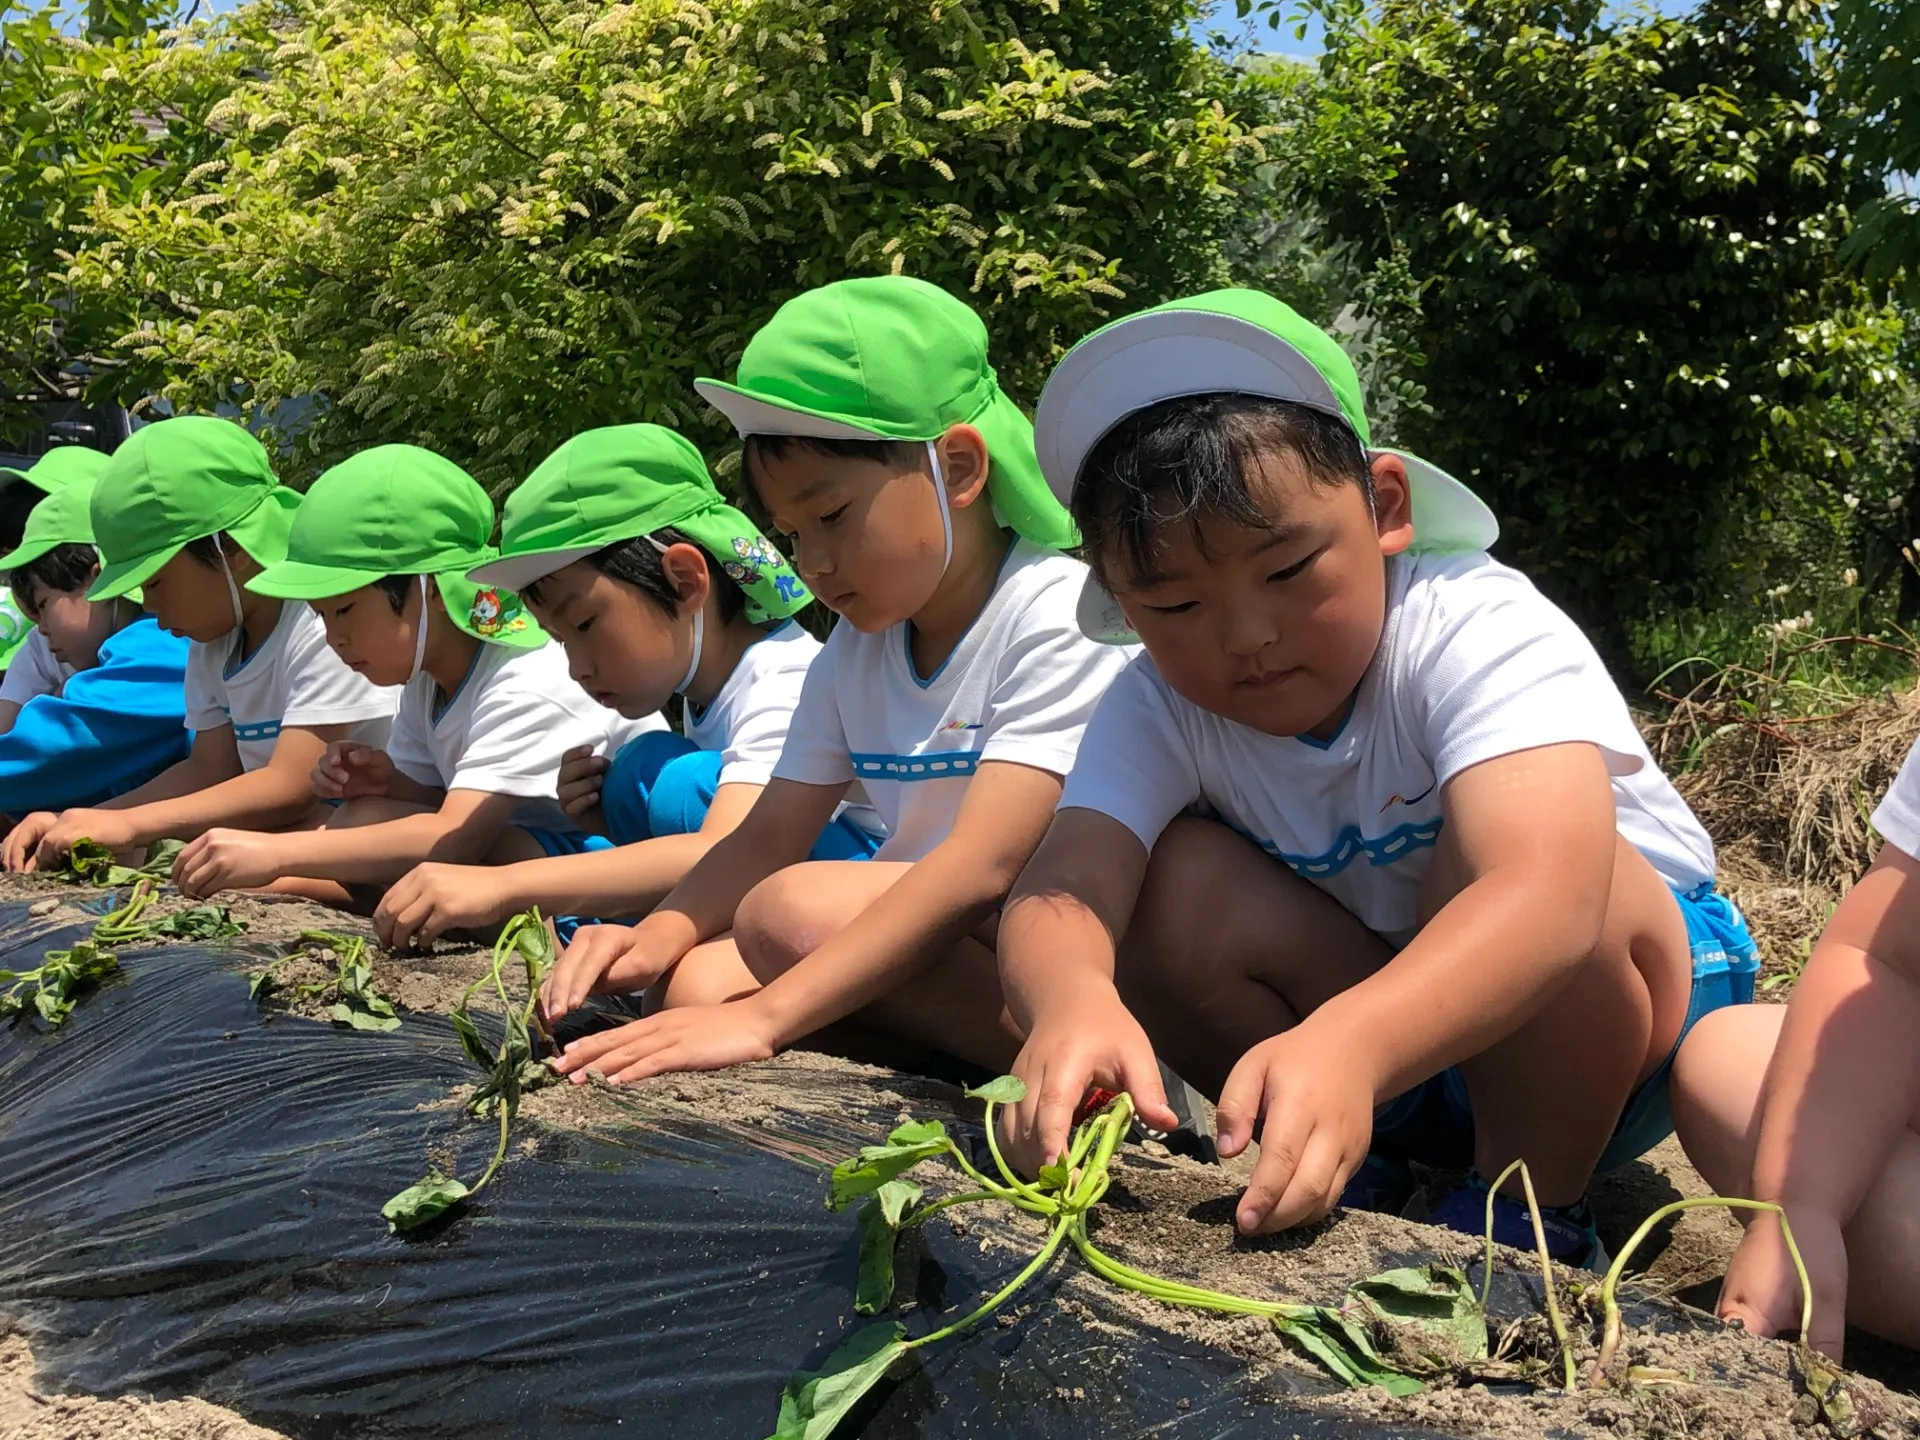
938, 720, 983, 733
1378, 782, 1436, 813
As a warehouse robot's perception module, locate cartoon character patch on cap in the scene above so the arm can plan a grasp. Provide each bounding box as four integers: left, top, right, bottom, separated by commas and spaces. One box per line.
469, 586, 533, 639
724, 535, 807, 604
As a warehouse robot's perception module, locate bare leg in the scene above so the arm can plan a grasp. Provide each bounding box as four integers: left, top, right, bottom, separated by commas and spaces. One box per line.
1673, 1004, 1920, 1350
653, 861, 1022, 1073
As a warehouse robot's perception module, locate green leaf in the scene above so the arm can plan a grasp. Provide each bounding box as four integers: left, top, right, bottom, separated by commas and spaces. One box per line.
852, 1179, 922, 1314
332, 1002, 402, 1032
963, 1075, 1027, 1105
827, 1122, 950, 1210
451, 1008, 494, 1069
873, 1179, 921, 1229
1037, 1160, 1073, 1192
769, 1323, 906, 1440
1272, 1307, 1427, 1397
248, 966, 278, 1001
1349, 1265, 1488, 1370
382, 1171, 471, 1232
139, 839, 185, 877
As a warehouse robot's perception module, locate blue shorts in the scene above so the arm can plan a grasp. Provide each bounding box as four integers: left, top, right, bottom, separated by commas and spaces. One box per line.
520, 826, 617, 945
1370, 880, 1759, 1173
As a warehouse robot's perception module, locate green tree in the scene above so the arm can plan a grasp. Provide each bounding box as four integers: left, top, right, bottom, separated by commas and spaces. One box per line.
70, 0, 1274, 487
1833, 0, 1919, 303
1272, 0, 1911, 668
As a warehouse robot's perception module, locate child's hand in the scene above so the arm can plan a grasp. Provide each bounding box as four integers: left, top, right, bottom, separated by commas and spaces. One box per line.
313, 742, 394, 801
373, 863, 507, 951
3, 812, 59, 872
540, 923, 675, 1024
550, 1003, 779, 1085
30, 808, 135, 873
999, 990, 1180, 1177
557, 745, 609, 822
1719, 1206, 1849, 1359
173, 828, 282, 898
1216, 1025, 1376, 1236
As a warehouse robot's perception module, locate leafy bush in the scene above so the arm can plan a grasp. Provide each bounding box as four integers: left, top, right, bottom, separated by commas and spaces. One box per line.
69, 0, 1274, 487
1270, 0, 1913, 669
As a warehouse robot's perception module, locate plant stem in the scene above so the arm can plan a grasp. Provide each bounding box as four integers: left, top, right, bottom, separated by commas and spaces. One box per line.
1070, 1218, 1312, 1320
908, 1214, 1073, 1349
980, 1098, 1052, 1207
1592, 1198, 1811, 1383
466, 1090, 514, 1199
904, 1190, 1005, 1226
939, 1139, 1025, 1203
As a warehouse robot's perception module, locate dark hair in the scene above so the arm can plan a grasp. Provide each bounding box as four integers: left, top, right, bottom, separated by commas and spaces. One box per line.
523, 526, 747, 623
181, 533, 228, 567
1072, 395, 1373, 584
9, 543, 98, 610
371, 575, 416, 613
737, 434, 921, 521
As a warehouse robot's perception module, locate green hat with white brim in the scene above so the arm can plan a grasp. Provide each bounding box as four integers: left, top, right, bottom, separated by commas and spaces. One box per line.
0, 476, 104, 571
0, 445, 109, 495
87, 416, 303, 601
470, 423, 812, 624
250, 443, 545, 647
1034, 288, 1500, 643
694, 275, 1078, 552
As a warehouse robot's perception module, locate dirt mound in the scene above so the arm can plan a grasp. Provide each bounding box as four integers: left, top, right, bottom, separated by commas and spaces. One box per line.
0, 1332, 284, 1440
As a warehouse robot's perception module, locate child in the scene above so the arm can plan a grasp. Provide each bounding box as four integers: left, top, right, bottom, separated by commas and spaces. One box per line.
542, 274, 1129, 1081
0, 417, 400, 873
0, 446, 108, 733
169, 443, 663, 902
371, 423, 882, 949
1672, 742, 1920, 1359
991, 290, 1755, 1267
0, 471, 191, 816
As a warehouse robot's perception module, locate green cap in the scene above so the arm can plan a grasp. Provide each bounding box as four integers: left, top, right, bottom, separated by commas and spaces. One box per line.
87, 416, 302, 601
0, 446, 109, 495
0, 476, 102, 571
1033, 287, 1500, 642
0, 590, 30, 671
469, 423, 812, 625
694, 275, 1076, 551
250, 444, 543, 647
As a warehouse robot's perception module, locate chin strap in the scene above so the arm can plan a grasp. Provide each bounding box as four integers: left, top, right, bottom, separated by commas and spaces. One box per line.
926, 440, 953, 575
646, 535, 706, 695
210, 533, 246, 633
409, 574, 430, 681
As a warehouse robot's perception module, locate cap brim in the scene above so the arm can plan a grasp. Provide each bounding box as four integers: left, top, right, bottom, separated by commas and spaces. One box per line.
247, 559, 390, 600
0, 536, 57, 572
467, 545, 603, 593
694, 379, 893, 441
89, 544, 181, 601
1075, 572, 1138, 645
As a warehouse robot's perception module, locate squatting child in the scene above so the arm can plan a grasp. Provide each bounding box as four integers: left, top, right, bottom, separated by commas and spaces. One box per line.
994, 290, 1756, 1267
1672, 736, 1920, 1358
0, 468, 191, 816
544, 274, 1132, 1082
2, 417, 400, 874
169, 443, 661, 902
372, 423, 881, 949
0, 446, 113, 734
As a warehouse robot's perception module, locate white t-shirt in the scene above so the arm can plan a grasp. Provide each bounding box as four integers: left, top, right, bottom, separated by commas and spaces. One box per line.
1871, 740, 1920, 861
387, 638, 663, 834
686, 620, 821, 790
186, 601, 399, 772
0, 629, 72, 707
772, 539, 1133, 862
1060, 550, 1716, 948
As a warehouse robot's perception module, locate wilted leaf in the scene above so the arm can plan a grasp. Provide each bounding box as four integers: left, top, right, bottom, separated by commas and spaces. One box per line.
1795, 1345, 1875, 1438
1273, 1307, 1427, 1396
769, 1323, 907, 1440
1350, 1265, 1487, 1372
964, 1075, 1027, 1105
828, 1120, 950, 1209
451, 1008, 494, 1069
248, 966, 279, 1001
382, 1171, 471, 1232
332, 1002, 402, 1032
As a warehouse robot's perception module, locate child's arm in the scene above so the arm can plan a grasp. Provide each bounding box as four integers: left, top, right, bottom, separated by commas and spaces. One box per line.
6, 722, 348, 869
371, 782, 765, 949
172, 787, 522, 897
996, 807, 1183, 1170
1718, 844, 1920, 1355
550, 760, 1062, 1081
536, 777, 845, 1021
1221, 741, 1619, 1236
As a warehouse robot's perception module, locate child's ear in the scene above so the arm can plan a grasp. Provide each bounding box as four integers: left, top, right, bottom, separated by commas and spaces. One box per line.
659, 542, 712, 616
1368, 454, 1416, 558
424, 576, 450, 615
934, 424, 991, 509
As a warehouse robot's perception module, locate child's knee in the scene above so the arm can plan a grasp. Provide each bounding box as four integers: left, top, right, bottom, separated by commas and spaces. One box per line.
602, 730, 701, 842
642, 750, 724, 840
734, 868, 834, 981
1121, 818, 1252, 987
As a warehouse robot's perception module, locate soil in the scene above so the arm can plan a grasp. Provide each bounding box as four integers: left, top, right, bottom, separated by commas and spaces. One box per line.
5, 684, 1920, 1438
0, 1331, 285, 1440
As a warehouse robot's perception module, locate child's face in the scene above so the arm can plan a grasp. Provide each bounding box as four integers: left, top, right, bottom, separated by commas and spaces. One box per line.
140, 549, 244, 642
1102, 451, 1414, 738
751, 446, 946, 633
523, 560, 688, 719
311, 583, 422, 687
20, 582, 111, 670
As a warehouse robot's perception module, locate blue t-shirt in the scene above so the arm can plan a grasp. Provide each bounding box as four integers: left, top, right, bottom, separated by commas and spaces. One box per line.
0, 617, 191, 814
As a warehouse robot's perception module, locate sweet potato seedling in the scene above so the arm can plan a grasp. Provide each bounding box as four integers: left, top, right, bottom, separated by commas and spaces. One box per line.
1, 879, 164, 1026
58, 838, 183, 887
382, 910, 559, 1233
251, 930, 400, 1031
